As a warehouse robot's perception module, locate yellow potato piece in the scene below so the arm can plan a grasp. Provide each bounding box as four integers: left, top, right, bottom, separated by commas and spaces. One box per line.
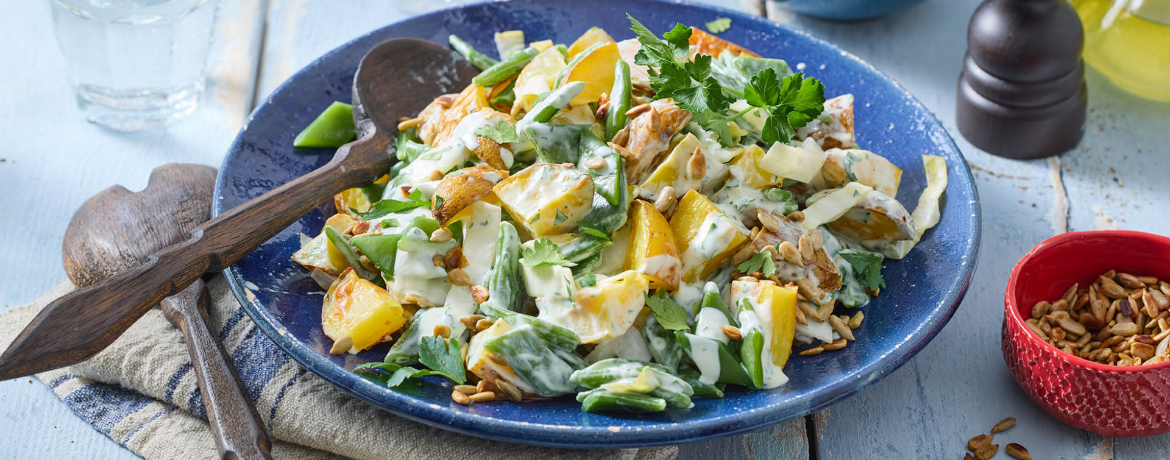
624, 200, 682, 291
669, 190, 749, 283
428, 84, 490, 147
760, 283, 797, 368
322, 268, 409, 352
639, 133, 703, 200
817, 149, 903, 198
292, 214, 359, 275
562, 42, 621, 106
568, 27, 616, 58
514, 47, 567, 112
731, 144, 784, 189
493, 163, 594, 238
567, 270, 651, 343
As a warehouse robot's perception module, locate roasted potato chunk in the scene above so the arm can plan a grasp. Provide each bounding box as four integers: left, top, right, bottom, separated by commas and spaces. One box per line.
625, 200, 682, 290
431, 164, 508, 226
322, 267, 409, 353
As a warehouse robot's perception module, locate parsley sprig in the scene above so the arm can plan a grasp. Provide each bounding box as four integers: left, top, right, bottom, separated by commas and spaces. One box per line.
519, 237, 576, 267
628, 15, 733, 116
354, 336, 466, 387
736, 251, 776, 278
743, 68, 826, 145
474, 120, 520, 144
840, 250, 886, 291
645, 289, 689, 331
626, 15, 827, 147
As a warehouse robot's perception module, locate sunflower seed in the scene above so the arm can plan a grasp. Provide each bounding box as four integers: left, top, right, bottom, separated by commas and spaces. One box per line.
469, 391, 496, 402
848, 311, 864, 329
1111, 322, 1139, 337
975, 444, 998, 460
1100, 279, 1128, 299
470, 285, 490, 304
433, 324, 451, 339
654, 186, 678, 215
496, 380, 523, 402
822, 338, 847, 351
720, 325, 742, 341
329, 336, 353, 355
1119, 273, 1145, 289
447, 268, 472, 287
686, 146, 706, 179
1031, 301, 1051, 319
1005, 442, 1031, 460
799, 347, 823, 356
454, 385, 478, 395
1132, 342, 1156, 360
778, 241, 803, 267
1062, 283, 1079, 304
451, 390, 472, 405
476, 318, 494, 332
968, 434, 993, 451
798, 234, 816, 262
829, 315, 855, 341
1050, 299, 1069, 312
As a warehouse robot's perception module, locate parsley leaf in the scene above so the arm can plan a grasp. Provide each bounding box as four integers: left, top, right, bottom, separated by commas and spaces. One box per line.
646, 289, 689, 331
418, 336, 466, 384
705, 17, 731, 34
474, 120, 520, 144
692, 110, 736, 147
736, 251, 776, 278
361, 188, 431, 220
628, 15, 732, 115
577, 221, 612, 241
579, 272, 598, 287
355, 362, 444, 387
840, 250, 886, 291
745, 71, 826, 145
519, 237, 576, 267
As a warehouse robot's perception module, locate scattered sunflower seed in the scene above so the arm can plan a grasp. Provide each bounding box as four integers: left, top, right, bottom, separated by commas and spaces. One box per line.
967, 434, 993, 451
990, 417, 1016, 433
1005, 442, 1031, 460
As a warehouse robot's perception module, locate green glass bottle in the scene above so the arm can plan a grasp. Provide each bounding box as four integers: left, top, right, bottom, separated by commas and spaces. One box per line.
1073, 0, 1170, 101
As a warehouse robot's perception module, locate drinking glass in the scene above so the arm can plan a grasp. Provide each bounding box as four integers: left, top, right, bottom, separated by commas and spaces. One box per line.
50, 0, 220, 131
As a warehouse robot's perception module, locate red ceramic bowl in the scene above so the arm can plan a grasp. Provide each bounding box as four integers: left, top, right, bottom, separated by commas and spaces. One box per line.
1003, 230, 1170, 437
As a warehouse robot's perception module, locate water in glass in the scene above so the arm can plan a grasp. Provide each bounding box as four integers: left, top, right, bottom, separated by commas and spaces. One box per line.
50, 0, 219, 131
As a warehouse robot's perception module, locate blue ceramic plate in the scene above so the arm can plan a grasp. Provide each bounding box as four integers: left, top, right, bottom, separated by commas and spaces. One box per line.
213, 0, 980, 448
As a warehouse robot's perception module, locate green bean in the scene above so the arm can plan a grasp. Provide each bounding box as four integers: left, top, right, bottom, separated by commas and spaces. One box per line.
569, 358, 668, 388
473, 46, 538, 86
479, 222, 524, 317
383, 308, 429, 364
739, 329, 765, 389
324, 227, 378, 281
648, 371, 695, 409
484, 325, 579, 397
577, 130, 629, 234
558, 233, 611, 263
499, 313, 579, 353
674, 332, 753, 387
605, 60, 632, 141
678, 366, 725, 398
701, 283, 737, 325
448, 34, 498, 71
554, 44, 569, 59
570, 253, 602, 277
293, 101, 356, 148
642, 314, 683, 373
528, 123, 583, 164
350, 234, 402, 278
520, 81, 585, 125
580, 389, 667, 413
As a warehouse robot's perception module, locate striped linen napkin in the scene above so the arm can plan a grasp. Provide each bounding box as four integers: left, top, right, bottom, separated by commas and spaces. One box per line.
0, 277, 677, 460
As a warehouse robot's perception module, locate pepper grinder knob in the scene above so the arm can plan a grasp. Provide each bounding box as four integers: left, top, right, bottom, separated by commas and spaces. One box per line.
957, 0, 1088, 160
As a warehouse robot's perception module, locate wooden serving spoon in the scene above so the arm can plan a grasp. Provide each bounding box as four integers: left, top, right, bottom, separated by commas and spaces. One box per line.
0, 38, 478, 379
62, 163, 272, 460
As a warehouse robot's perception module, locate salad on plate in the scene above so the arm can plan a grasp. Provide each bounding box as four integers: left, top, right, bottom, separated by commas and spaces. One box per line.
289, 15, 948, 414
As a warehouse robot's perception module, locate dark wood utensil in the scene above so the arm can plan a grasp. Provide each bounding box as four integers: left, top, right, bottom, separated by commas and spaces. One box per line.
62, 163, 272, 460
0, 38, 477, 380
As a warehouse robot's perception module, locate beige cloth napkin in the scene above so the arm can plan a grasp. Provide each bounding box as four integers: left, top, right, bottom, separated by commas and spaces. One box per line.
0, 277, 677, 460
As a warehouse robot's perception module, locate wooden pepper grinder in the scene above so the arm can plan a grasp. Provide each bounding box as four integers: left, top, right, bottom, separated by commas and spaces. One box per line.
957, 0, 1088, 160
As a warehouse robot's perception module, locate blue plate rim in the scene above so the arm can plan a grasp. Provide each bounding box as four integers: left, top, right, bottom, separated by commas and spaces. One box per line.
213, 0, 982, 448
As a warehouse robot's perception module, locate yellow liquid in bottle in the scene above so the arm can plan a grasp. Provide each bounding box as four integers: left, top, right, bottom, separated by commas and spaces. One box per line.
1072, 0, 1170, 101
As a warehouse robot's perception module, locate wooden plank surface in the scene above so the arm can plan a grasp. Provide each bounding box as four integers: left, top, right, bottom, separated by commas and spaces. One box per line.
767, 0, 1170, 458
0, 0, 266, 458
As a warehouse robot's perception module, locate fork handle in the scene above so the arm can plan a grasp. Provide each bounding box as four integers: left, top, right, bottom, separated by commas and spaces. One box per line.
163, 280, 273, 460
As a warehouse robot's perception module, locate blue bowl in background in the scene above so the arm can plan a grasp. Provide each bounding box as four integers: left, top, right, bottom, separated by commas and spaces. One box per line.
771, 0, 930, 21
212, 0, 979, 448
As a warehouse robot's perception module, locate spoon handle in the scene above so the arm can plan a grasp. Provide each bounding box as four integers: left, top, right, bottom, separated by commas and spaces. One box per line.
162, 280, 273, 460
0, 133, 392, 380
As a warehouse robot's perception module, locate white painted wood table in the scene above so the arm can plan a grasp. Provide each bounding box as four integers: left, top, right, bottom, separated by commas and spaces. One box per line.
1, 0, 1167, 458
